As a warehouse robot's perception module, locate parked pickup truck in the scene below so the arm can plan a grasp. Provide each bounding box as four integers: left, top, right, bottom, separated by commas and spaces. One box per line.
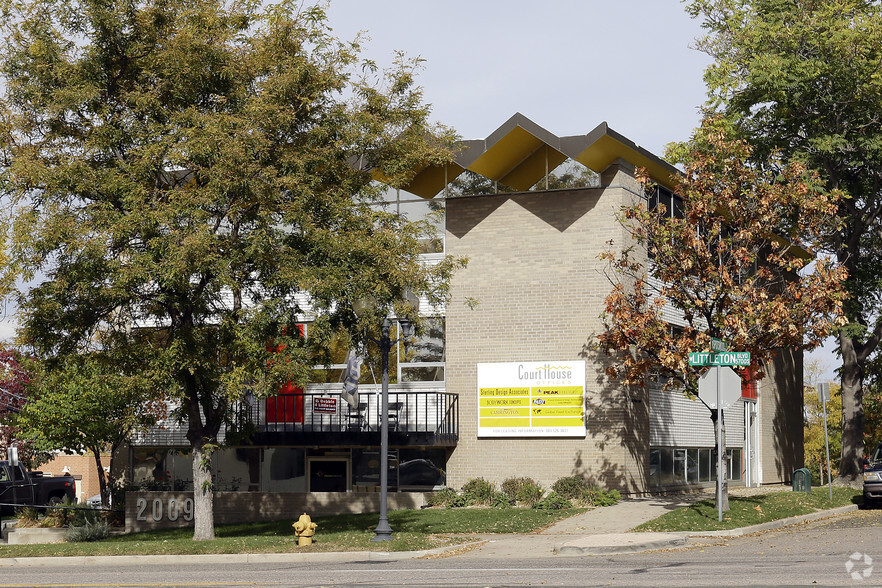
0, 460, 77, 514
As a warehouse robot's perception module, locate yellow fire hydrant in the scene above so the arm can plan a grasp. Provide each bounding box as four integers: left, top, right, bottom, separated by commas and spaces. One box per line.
292, 513, 318, 546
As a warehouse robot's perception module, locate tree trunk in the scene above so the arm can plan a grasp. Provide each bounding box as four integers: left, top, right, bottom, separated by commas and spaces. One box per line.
838, 332, 866, 482
92, 449, 109, 509
713, 409, 730, 512
191, 440, 216, 541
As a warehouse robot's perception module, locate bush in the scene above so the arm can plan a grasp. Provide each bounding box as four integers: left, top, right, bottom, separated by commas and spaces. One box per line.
489, 490, 512, 508
533, 491, 572, 510
66, 519, 110, 542
552, 476, 590, 502
461, 478, 495, 506
427, 487, 466, 508
551, 476, 621, 507
587, 487, 622, 507
13, 507, 39, 527
501, 477, 544, 506
67, 504, 106, 527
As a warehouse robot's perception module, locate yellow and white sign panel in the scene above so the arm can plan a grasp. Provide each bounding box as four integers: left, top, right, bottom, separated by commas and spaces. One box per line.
477, 361, 586, 437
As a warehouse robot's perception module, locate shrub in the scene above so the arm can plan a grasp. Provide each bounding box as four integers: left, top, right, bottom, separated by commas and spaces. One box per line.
13, 507, 39, 527
587, 487, 622, 507
67, 504, 106, 527
66, 519, 110, 542
489, 490, 512, 508
552, 475, 590, 502
427, 487, 466, 508
461, 478, 495, 506
501, 477, 544, 506
533, 491, 572, 510
551, 476, 621, 507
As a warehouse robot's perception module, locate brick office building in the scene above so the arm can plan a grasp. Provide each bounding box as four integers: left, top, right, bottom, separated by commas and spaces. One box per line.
125, 114, 802, 507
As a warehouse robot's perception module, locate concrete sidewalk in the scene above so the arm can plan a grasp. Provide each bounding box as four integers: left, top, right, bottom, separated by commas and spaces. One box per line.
456, 486, 859, 557
455, 494, 699, 558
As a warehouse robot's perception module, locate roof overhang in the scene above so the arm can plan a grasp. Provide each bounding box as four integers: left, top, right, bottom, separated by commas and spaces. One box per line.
389, 113, 679, 198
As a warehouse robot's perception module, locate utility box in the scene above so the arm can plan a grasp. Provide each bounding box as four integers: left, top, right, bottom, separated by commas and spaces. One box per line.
792, 468, 812, 492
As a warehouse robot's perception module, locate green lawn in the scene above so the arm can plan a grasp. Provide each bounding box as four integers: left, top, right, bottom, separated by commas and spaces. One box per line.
0, 507, 586, 558
633, 486, 862, 533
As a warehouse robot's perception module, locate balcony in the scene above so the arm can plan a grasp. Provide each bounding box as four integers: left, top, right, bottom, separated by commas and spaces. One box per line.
228, 388, 459, 447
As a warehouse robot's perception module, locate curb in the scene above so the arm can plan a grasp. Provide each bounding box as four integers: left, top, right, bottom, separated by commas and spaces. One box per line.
554, 533, 687, 555
552, 504, 859, 556
0, 547, 452, 567
678, 504, 858, 537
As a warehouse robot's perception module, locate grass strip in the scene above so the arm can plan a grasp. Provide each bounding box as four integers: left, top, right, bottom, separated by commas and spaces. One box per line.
633, 486, 861, 533
0, 506, 585, 558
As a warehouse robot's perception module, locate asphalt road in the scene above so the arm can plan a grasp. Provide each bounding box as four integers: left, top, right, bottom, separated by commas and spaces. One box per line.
2, 508, 881, 587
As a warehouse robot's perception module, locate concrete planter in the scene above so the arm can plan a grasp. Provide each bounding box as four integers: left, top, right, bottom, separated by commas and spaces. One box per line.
6, 527, 68, 545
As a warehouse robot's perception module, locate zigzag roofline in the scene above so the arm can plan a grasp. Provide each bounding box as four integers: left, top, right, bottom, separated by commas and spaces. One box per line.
394, 113, 680, 198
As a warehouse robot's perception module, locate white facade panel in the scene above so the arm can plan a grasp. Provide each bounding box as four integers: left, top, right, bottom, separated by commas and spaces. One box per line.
649, 383, 745, 448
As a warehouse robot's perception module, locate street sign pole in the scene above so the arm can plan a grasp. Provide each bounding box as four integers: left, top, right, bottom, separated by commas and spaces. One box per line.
690, 342, 747, 523
708, 338, 728, 522
717, 363, 723, 523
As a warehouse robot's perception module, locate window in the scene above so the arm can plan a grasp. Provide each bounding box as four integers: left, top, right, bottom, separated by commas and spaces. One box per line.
648, 186, 683, 220
650, 446, 743, 487
377, 186, 445, 254
311, 317, 446, 385
398, 317, 445, 382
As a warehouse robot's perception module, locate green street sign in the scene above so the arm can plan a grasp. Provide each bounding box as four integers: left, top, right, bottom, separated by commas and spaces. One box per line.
710, 338, 727, 353
689, 351, 750, 366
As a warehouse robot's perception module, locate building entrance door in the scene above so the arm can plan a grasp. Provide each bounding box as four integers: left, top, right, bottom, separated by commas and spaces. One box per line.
307, 458, 349, 492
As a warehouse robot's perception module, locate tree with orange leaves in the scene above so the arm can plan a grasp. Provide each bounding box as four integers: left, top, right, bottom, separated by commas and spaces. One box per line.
598, 117, 848, 509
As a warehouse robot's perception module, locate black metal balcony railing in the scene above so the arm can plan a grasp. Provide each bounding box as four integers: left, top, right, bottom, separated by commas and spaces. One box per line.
228, 390, 458, 447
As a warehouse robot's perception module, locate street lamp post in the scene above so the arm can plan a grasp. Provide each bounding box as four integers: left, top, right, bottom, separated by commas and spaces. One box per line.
371, 315, 413, 542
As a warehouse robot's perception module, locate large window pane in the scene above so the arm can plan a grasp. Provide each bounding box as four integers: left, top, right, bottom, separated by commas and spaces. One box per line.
261, 448, 306, 492
649, 449, 661, 487
401, 318, 445, 363
699, 449, 712, 482
687, 449, 699, 483
673, 449, 687, 484
398, 448, 446, 489
659, 448, 674, 487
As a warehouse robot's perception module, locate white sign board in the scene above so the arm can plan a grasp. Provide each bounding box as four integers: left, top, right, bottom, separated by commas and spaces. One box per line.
477, 361, 585, 437
698, 367, 742, 410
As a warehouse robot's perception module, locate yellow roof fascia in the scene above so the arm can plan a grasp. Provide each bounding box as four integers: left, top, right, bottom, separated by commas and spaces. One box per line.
572, 125, 679, 190
467, 126, 550, 182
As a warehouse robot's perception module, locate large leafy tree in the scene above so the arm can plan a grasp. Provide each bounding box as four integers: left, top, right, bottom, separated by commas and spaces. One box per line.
0, 0, 461, 539
599, 118, 847, 509
17, 355, 162, 508
685, 0, 882, 481
0, 347, 37, 464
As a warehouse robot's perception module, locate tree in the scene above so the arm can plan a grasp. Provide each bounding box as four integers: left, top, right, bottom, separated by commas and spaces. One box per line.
0, 347, 41, 466
598, 117, 847, 510
16, 355, 161, 508
686, 0, 882, 481
0, 0, 462, 539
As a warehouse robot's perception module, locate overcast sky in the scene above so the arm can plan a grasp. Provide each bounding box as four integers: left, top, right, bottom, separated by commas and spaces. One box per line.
326, 0, 712, 153
0, 1, 839, 381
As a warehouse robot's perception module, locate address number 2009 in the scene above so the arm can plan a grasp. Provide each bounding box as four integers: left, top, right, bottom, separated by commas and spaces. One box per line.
135, 497, 194, 522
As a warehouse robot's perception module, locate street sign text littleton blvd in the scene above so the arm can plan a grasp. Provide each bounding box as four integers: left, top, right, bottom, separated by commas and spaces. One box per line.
688, 352, 751, 366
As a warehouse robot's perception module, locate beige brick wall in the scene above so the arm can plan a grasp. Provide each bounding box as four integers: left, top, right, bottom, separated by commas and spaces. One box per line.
444, 162, 650, 494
